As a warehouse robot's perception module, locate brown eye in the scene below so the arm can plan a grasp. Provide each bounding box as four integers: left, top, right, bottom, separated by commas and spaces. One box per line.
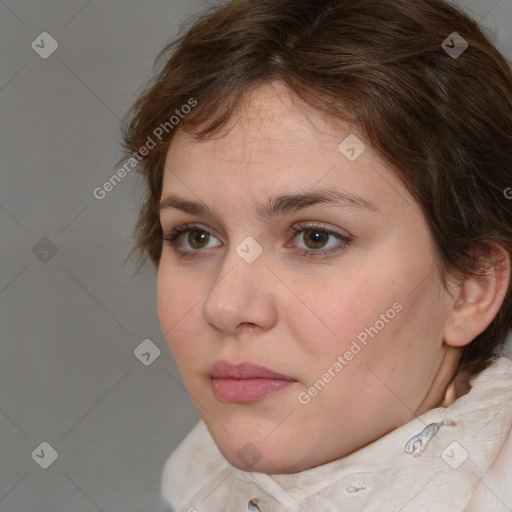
302, 229, 329, 249
288, 223, 351, 258
162, 223, 223, 257
188, 230, 210, 249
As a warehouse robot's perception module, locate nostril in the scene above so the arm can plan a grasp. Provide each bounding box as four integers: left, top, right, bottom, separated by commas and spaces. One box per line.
238, 322, 260, 335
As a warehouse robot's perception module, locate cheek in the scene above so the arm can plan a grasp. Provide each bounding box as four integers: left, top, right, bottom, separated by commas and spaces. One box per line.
292, 277, 394, 360
157, 263, 204, 348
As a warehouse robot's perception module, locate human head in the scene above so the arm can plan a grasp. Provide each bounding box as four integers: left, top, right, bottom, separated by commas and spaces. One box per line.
121, 0, 512, 472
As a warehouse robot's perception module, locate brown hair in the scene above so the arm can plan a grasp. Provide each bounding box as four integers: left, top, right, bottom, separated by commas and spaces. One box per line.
121, 0, 512, 381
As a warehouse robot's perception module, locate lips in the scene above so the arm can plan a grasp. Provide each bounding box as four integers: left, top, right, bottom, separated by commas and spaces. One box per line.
209, 360, 297, 403
209, 360, 296, 380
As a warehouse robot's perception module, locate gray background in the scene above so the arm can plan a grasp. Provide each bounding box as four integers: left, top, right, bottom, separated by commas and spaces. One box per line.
0, 1, 511, 511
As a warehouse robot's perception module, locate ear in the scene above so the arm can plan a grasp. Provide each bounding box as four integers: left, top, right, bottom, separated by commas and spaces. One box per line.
443, 243, 511, 348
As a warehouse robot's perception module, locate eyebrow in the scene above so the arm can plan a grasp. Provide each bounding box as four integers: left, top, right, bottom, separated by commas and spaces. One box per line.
159, 187, 379, 221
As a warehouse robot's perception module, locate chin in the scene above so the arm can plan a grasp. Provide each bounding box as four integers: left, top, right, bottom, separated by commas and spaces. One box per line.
206, 423, 308, 474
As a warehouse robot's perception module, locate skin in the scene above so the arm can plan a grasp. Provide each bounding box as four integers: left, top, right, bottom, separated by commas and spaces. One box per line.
157, 81, 509, 474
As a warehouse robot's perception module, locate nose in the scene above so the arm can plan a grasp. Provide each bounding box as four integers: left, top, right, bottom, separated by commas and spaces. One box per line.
202, 247, 278, 336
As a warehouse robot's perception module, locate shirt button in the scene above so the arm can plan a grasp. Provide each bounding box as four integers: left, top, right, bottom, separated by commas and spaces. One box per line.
347, 485, 366, 493
248, 499, 261, 511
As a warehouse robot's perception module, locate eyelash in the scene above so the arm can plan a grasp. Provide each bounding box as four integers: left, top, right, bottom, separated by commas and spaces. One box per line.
162, 222, 352, 260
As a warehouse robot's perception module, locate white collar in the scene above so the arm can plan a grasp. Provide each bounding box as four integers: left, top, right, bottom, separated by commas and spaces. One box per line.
162, 355, 512, 510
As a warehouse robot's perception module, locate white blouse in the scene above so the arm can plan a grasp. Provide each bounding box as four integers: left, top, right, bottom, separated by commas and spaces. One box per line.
161, 356, 512, 511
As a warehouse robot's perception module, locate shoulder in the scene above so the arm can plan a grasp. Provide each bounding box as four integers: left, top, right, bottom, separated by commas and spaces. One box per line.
464, 356, 512, 511
160, 420, 228, 509
464, 424, 512, 511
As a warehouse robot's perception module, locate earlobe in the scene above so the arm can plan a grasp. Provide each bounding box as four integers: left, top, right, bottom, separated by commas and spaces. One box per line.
443, 245, 511, 348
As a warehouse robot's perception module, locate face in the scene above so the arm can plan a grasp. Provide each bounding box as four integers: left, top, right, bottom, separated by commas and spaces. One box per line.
157, 81, 461, 474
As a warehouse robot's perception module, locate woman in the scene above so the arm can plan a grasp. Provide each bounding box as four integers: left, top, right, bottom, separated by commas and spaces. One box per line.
121, 0, 512, 509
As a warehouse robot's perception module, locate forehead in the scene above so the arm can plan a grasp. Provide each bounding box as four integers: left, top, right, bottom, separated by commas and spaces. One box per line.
168, 82, 345, 165
162, 82, 422, 224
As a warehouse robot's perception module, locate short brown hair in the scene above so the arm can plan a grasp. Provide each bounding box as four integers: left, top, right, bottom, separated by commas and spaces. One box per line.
121, 0, 512, 381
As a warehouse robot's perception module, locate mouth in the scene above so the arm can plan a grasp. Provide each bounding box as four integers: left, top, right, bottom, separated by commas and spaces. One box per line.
209, 360, 298, 403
